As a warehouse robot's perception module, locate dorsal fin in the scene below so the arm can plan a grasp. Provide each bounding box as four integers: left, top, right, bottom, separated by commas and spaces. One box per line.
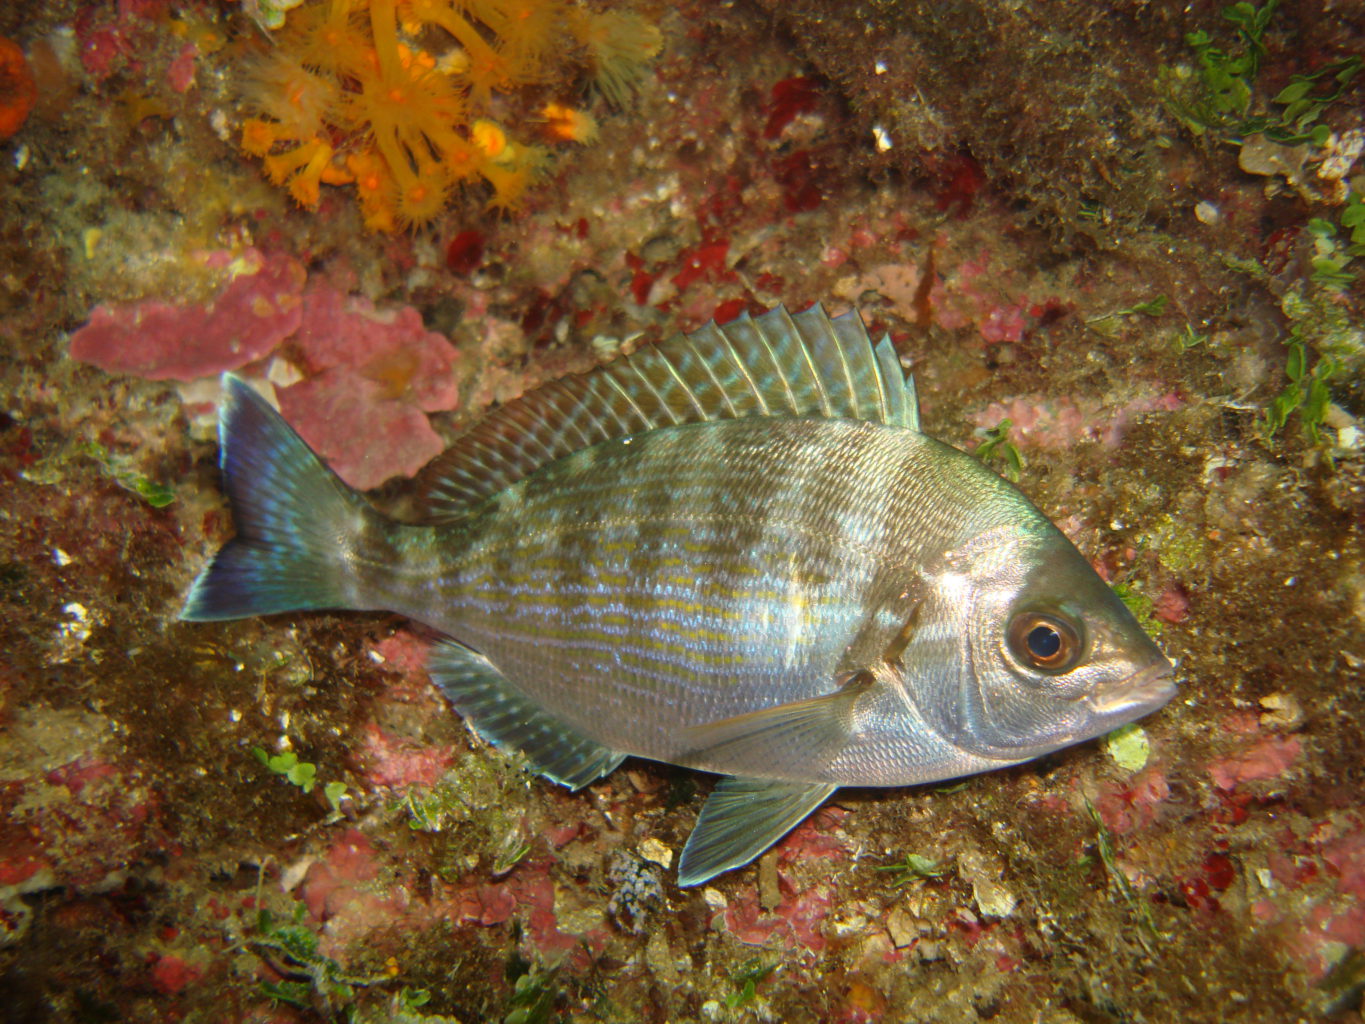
422, 303, 918, 520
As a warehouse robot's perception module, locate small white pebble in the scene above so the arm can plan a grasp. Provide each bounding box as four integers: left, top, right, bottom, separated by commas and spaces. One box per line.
280, 855, 316, 892
1195, 200, 1220, 225
639, 836, 673, 869
872, 125, 893, 152
52, 548, 72, 567
874, 60, 887, 74
701, 887, 726, 911
209, 108, 230, 143
1316, 128, 1364, 182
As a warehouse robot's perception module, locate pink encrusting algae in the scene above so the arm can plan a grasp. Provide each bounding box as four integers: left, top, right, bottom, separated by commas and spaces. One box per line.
68, 248, 307, 381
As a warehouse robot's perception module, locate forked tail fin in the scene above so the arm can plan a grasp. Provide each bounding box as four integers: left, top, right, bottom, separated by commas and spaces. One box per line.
181, 375, 382, 621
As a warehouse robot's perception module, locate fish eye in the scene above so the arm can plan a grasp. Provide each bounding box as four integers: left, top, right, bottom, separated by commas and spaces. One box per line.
1007, 612, 1081, 672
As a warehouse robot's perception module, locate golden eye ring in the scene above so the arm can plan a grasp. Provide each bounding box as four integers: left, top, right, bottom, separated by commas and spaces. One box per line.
1008, 612, 1081, 672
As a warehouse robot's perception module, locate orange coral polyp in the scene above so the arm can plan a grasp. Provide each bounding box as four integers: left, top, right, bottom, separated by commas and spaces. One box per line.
240, 0, 657, 230
397, 0, 446, 28
349, 58, 463, 149
540, 102, 596, 144
348, 149, 390, 198
262, 136, 335, 209
286, 0, 370, 78
396, 175, 451, 229
470, 118, 507, 159
241, 118, 283, 156
433, 131, 486, 182
241, 52, 339, 140
479, 0, 564, 68
347, 148, 399, 232
0, 35, 36, 141
480, 160, 530, 213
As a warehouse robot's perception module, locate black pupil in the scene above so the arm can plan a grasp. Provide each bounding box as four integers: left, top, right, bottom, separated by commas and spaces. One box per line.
1027, 624, 1062, 659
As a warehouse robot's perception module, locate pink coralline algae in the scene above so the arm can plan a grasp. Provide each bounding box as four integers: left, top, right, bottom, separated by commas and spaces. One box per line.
360, 721, 453, 790
148, 953, 203, 996
69, 248, 306, 381
300, 827, 404, 936
444, 867, 609, 963
1208, 734, 1302, 790
722, 880, 834, 952
71, 250, 462, 490
0, 751, 172, 895
75, 0, 168, 82
1095, 766, 1171, 836
166, 41, 198, 93
972, 391, 1184, 450
275, 285, 460, 490
1261, 818, 1365, 978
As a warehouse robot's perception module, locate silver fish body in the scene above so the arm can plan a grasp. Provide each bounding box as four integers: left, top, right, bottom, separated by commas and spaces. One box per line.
184, 304, 1175, 884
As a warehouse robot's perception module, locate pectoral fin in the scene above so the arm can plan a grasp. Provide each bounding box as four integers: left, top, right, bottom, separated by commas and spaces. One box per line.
677, 777, 837, 886
680, 671, 874, 773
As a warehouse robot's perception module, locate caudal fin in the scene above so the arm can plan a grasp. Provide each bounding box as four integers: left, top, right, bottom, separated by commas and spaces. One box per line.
181, 375, 379, 621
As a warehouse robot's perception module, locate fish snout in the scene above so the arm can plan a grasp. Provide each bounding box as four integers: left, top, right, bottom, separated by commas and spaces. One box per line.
1085, 658, 1178, 719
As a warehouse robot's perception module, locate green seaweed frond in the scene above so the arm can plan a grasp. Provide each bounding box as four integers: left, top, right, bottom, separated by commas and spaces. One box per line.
1115, 295, 1169, 318
252, 746, 349, 821
252, 746, 317, 793
876, 851, 948, 888
724, 958, 776, 1009
1113, 582, 1160, 636
1177, 324, 1209, 350
1162, 0, 1359, 146
1085, 295, 1168, 336
83, 441, 175, 507
1083, 799, 1159, 950
503, 967, 559, 1024
1306, 191, 1365, 291
1261, 332, 1338, 444
251, 905, 390, 1014
974, 419, 1023, 481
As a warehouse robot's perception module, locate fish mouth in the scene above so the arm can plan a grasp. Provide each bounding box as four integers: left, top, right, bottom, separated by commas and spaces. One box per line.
1086, 660, 1178, 718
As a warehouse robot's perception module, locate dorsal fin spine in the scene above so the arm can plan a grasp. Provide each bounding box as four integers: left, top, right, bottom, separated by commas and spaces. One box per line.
768, 306, 829, 416
628, 359, 684, 426
904, 373, 920, 432
685, 336, 739, 418
818, 307, 861, 420
419, 304, 914, 522
660, 348, 707, 420
602, 368, 650, 430
723, 326, 771, 417
752, 309, 803, 413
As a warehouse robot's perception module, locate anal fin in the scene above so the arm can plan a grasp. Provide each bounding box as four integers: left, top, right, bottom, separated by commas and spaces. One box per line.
678, 777, 837, 886
427, 641, 624, 790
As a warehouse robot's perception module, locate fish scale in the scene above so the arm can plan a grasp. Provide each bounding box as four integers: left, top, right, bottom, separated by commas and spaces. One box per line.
183, 303, 1175, 885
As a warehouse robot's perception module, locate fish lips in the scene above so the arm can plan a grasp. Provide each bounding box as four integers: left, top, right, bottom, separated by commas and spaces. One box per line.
1084, 659, 1178, 725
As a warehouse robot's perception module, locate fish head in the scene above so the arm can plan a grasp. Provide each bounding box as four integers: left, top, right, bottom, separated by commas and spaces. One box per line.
908, 523, 1176, 764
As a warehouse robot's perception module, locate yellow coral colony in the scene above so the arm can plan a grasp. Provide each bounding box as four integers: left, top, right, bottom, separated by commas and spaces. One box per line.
237, 0, 662, 231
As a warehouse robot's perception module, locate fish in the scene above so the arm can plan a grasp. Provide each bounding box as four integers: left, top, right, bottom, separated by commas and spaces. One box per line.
182, 303, 1176, 886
